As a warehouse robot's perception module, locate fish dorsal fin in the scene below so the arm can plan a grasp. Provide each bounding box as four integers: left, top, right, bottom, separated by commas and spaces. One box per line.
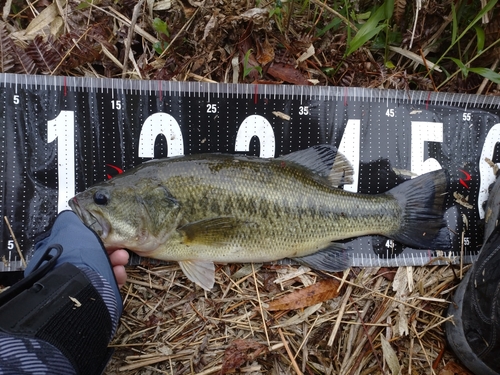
277, 145, 354, 187
291, 243, 350, 272
179, 260, 215, 291
178, 217, 248, 246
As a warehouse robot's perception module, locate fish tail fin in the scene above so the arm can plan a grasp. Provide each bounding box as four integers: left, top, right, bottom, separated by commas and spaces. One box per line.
388, 169, 451, 249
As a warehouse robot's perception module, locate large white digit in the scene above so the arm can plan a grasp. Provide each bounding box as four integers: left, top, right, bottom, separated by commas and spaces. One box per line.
235, 115, 275, 158
47, 110, 75, 213
411, 121, 443, 176
138, 113, 184, 158
478, 123, 500, 218
338, 119, 361, 192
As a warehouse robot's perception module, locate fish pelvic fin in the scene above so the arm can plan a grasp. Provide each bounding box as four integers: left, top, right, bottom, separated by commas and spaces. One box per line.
388, 169, 451, 249
291, 243, 350, 272
277, 144, 354, 187
179, 260, 215, 291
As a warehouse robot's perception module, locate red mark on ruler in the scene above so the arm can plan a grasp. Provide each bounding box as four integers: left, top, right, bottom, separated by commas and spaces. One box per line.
158, 80, 163, 101
459, 169, 471, 189
63, 76, 67, 96
106, 164, 123, 179
254, 84, 258, 104
426, 92, 431, 110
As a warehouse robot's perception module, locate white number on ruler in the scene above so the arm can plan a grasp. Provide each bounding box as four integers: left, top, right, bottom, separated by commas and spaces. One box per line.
47, 110, 75, 213
339, 119, 361, 192
386, 109, 395, 117
13, 95, 19, 105
207, 104, 217, 113
463, 113, 472, 121
7, 240, 14, 250
138, 112, 184, 158
234, 115, 275, 157
479, 122, 500, 218
298, 106, 309, 115
111, 100, 122, 110
411, 121, 443, 176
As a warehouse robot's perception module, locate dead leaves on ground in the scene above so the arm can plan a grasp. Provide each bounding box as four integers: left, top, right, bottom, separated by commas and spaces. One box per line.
266, 278, 340, 311
1, 0, 467, 90
106, 263, 466, 374
220, 339, 268, 375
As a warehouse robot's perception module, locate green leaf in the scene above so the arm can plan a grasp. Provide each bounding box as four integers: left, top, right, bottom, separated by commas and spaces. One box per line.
468, 0, 497, 30
346, 4, 387, 56
77, 0, 92, 10
317, 18, 342, 37
385, 60, 396, 69
153, 18, 169, 37
469, 67, 500, 84
435, 0, 498, 67
449, 57, 469, 78
451, 2, 457, 44
384, 0, 394, 19
153, 41, 169, 55
474, 25, 485, 54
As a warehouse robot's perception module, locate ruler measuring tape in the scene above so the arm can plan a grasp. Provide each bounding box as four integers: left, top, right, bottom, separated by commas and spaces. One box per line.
1, 73, 500, 273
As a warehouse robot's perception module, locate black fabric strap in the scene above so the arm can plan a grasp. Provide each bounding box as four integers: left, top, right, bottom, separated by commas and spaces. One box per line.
0, 263, 113, 375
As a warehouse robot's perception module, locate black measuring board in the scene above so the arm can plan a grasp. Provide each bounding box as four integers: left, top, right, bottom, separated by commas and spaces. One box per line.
1, 72, 500, 273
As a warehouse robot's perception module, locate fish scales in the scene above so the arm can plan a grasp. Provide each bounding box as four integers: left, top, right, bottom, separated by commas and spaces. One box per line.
152, 156, 399, 258
69, 145, 450, 290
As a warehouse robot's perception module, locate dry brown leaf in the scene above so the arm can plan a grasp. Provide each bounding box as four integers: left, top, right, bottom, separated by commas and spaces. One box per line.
255, 35, 274, 66
220, 339, 268, 375
267, 278, 340, 311
438, 361, 474, 375
381, 335, 401, 375
267, 62, 311, 85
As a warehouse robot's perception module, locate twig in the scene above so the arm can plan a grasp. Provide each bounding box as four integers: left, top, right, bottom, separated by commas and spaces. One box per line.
158, 7, 199, 60
330, 274, 447, 321
410, 320, 437, 375
3, 216, 26, 267
52, 27, 92, 74
351, 296, 386, 375
278, 327, 303, 375
328, 284, 352, 346
309, 0, 358, 32
252, 263, 270, 346
122, 0, 144, 78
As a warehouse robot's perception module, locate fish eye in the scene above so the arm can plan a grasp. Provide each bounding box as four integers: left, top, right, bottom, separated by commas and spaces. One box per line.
93, 190, 109, 205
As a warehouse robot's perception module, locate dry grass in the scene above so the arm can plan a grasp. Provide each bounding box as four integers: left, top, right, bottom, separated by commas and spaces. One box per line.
106, 262, 472, 374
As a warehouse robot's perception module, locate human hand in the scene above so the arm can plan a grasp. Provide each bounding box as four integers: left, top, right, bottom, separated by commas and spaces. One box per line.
107, 249, 129, 288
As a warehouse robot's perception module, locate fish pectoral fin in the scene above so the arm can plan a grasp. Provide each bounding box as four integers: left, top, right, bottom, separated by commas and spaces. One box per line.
178, 217, 249, 246
178, 260, 215, 291
291, 243, 350, 272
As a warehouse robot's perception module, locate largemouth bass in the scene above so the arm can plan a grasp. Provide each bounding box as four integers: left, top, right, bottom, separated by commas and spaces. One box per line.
69, 145, 450, 290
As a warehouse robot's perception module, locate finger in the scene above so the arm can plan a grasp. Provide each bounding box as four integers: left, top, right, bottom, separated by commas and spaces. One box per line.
108, 249, 130, 267
113, 265, 127, 288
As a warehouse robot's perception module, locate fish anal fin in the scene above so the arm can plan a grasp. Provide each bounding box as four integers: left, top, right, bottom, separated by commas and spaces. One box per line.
179, 217, 248, 246
291, 243, 350, 272
179, 260, 215, 291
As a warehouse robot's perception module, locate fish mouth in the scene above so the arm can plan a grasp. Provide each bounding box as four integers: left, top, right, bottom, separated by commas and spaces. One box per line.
68, 197, 110, 239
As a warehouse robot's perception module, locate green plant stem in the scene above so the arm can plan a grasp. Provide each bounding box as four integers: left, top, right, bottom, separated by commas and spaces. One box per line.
436, 36, 500, 90
433, 0, 497, 69
309, 0, 358, 32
